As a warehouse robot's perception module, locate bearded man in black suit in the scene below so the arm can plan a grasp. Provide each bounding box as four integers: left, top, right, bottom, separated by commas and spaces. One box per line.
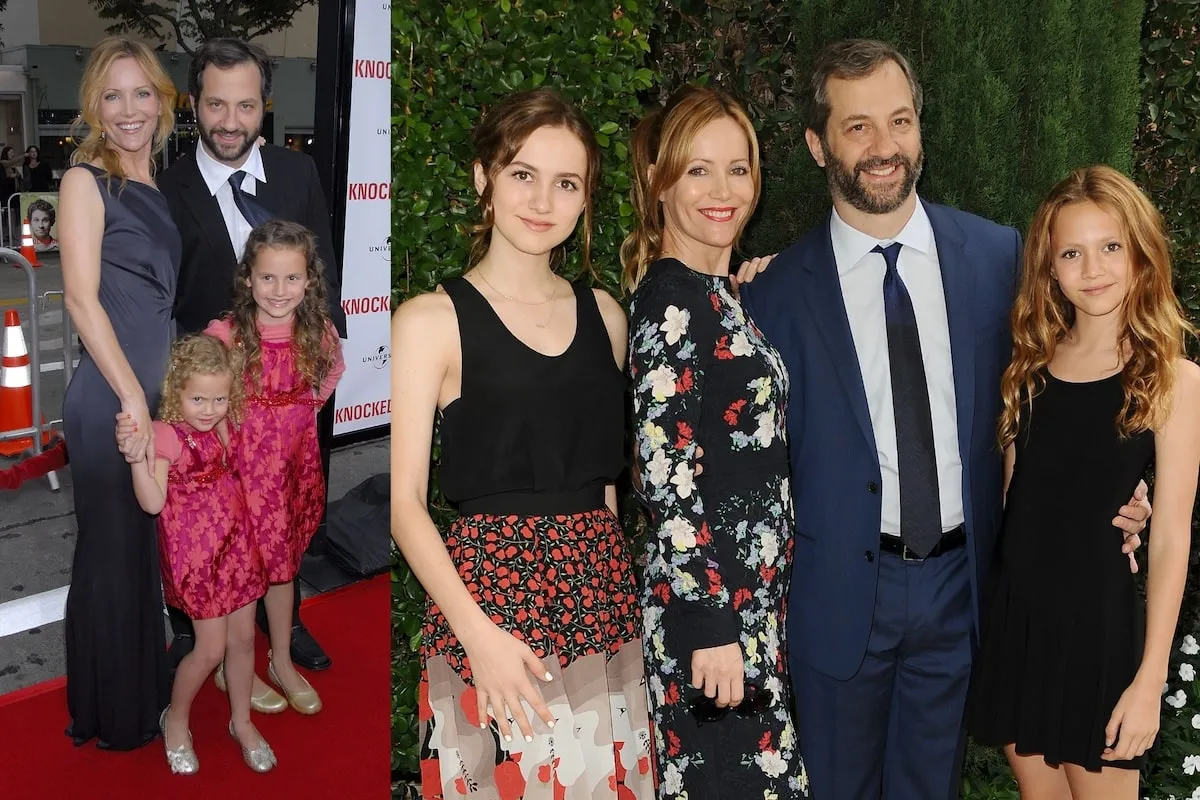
158, 38, 347, 711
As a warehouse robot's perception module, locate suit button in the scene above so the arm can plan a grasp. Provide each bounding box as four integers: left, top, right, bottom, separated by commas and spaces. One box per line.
865, 551, 875, 563
867, 482, 879, 494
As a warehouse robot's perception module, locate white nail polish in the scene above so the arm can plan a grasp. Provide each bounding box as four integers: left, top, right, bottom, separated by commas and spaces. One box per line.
525, 734, 533, 742
504, 734, 512, 742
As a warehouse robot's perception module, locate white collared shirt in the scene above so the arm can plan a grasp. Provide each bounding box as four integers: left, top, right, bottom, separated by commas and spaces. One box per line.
831, 199, 964, 536
195, 140, 266, 261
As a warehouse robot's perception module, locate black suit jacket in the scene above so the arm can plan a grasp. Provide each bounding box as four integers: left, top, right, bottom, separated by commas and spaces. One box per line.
158, 144, 348, 337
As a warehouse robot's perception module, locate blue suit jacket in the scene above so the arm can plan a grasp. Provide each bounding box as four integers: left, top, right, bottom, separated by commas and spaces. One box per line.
740, 200, 1022, 680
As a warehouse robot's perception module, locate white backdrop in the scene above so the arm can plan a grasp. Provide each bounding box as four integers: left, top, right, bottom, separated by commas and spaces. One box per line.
333, 0, 392, 436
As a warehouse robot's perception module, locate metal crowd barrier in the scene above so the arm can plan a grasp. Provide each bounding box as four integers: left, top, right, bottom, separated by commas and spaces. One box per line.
0, 247, 65, 491
2, 193, 17, 248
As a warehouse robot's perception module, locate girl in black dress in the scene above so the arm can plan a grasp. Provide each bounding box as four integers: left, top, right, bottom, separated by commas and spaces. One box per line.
968, 165, 1200, 798
624, 85, 808, 799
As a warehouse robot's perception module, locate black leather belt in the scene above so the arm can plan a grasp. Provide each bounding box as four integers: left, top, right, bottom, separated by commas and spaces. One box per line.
879, 525, 966, 561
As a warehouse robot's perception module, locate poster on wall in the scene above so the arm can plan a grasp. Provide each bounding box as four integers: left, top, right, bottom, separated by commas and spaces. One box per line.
332, 0, 392, 437
20, 194, 59, 251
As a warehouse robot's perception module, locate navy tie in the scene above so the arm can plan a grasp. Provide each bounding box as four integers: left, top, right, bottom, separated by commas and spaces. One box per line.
875, 242, 942, 558
228, 171, 273, 228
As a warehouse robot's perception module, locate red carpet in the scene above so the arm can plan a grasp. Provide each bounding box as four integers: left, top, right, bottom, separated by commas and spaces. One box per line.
0, 575, 390, 799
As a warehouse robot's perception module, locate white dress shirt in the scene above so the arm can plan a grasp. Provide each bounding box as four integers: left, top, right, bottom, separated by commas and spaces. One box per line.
195, 140, 267, 261
831, 200, 964, 536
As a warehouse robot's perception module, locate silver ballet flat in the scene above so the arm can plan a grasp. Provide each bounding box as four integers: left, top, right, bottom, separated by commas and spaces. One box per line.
229, 720, 277, 773
159, 706, 199, 775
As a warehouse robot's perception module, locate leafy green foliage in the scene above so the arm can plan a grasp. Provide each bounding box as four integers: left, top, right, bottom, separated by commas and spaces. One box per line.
390, 0, 654, 784
88, 0, 313, 54
1133, 2, 1200, 793
654, 0, 1144, 255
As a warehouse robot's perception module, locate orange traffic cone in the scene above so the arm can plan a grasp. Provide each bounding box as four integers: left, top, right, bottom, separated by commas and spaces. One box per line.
20, 219, 40, 268
0, 309, 50, 457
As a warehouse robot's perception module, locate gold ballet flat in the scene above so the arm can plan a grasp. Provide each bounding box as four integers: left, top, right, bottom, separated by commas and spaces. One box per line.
215, 661, 288, 714
158, 706, 199, 776
228, 721, 277, 773
267, 650, 323, 715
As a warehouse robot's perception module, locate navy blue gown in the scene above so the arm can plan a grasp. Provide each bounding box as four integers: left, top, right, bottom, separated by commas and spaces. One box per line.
63, 164, 179, 750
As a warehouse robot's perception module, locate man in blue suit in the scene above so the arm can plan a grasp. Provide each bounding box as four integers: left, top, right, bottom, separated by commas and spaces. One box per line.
740, 39, 1149, 798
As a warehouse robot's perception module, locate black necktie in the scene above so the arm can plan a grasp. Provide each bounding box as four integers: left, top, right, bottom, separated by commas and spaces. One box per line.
875, 242, 942, 557
228, 170, 273, 228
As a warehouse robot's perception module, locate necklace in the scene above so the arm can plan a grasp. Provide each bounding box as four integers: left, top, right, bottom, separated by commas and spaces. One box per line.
477, 269, 555, 305
475, 269, 560, 329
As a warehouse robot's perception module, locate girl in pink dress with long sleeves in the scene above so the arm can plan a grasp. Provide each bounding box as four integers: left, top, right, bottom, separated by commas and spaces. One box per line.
204, 219, 345, 716
120, 333, 274, 776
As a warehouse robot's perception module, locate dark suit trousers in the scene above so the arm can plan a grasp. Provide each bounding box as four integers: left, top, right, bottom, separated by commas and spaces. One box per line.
793, 547, 973, 800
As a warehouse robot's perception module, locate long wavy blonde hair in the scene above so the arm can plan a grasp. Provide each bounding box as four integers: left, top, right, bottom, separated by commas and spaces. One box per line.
619, 85, 761, 293
999, 165, 1193, 447
70, 37, 176, 182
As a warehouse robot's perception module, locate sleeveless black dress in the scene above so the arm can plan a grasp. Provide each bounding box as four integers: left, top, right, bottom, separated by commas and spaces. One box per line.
416, 278, 654, 799
968, 371, 1154, 771
63, 165, 178, 750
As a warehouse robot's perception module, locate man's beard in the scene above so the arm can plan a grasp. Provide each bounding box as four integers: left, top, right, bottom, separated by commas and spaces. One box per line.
198, 118, 261, 164
823, 140, 924, 215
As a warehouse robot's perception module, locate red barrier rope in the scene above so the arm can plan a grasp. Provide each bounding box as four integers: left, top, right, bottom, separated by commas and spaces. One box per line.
0, 437, 67, 490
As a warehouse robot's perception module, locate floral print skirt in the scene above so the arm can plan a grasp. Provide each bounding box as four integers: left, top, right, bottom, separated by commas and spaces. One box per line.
419, 508, 655, 799
642, 480, 809, 799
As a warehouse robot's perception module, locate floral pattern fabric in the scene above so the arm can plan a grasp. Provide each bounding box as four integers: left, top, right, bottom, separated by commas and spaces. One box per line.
628, 258, 808, 799
205, 317, 334, 583
419, 508, 654, 799
154, 420, 268, 619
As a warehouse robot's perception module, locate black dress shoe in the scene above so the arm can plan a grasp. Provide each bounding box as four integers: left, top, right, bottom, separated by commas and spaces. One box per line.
290, 623, 331, 671
168, 634, 195, 668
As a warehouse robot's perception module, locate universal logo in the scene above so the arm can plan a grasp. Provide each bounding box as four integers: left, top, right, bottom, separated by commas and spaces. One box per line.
369, 236, 391, 262
363, 344, 391, 370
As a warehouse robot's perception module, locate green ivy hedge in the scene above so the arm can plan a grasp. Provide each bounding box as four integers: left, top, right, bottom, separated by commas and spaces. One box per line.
390, 1, 655, 788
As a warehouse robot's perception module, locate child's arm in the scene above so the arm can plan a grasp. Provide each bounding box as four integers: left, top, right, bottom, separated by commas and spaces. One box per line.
1103, 358, 1200, 762
130, 453, 170, 515
1001, 443, 1015, 504
202, 318, 235, 348
317, 323, 346, 405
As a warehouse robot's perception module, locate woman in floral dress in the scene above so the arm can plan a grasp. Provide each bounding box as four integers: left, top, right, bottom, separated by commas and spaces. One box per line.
622, 85, 809, 799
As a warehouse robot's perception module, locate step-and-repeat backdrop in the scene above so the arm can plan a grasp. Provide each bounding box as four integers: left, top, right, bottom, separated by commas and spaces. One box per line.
332, 0, 391, 437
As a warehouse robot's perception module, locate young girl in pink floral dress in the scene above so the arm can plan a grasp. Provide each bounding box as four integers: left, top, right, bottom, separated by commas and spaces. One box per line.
120, 333, 274, 776
204, 219, 345, 716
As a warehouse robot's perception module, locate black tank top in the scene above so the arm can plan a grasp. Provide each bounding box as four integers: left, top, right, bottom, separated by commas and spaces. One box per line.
438, 277, 625, 515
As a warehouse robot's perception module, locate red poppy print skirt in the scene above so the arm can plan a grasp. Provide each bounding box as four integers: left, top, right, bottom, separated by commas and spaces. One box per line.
419, 507, 655, 799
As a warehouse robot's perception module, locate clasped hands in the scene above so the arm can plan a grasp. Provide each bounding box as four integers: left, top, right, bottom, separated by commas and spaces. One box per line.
113, 400, 154, 475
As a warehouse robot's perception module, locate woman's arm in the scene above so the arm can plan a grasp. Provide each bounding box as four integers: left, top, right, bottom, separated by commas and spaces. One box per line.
629, 277, 744, 706
391, 291, 555, 741
595, 289, 628, 516
1103, 358, 1200, 761
59, 166, 154, 470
